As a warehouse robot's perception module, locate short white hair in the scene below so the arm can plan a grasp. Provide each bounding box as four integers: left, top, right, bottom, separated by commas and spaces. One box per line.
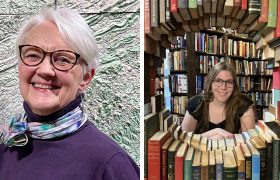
16, 7, 99, 70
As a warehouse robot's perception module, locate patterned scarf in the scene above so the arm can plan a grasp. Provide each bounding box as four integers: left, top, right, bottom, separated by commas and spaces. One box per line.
0, 105, 87, 147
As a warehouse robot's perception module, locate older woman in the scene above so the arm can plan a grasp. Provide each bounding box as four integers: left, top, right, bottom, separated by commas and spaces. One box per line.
0, 7, 139, 180
181, 62, 256, 139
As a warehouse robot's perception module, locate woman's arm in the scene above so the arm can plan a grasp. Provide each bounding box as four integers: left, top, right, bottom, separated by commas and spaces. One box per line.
181, 111, 197, 132
240, 106, 256, 132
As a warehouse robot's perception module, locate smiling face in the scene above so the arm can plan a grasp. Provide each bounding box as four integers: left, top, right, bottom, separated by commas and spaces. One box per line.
18, 20, 92, 115
211, 70, 234, 104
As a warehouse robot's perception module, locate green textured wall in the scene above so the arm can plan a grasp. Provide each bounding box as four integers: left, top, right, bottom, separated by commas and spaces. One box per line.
0, 0, 140, 164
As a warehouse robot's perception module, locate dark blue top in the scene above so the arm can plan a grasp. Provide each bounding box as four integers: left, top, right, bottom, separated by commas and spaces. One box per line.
0, 96, 139, 180
186, 93, 254, 133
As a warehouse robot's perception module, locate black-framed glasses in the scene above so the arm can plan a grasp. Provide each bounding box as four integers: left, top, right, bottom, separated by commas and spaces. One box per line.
19, 45, 80, 71
213, 78, 234, 88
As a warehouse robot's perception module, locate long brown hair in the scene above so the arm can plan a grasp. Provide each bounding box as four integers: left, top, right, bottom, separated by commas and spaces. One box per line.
195, 61, 241, 133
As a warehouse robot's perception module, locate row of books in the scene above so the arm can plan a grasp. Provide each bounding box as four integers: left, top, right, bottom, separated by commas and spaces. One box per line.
228, 58, 273, 76
228, 39, 257, 58
147, 120, 280, 180
197, 55, 224, 74
245, 91, 271, 107
170, 74, 188, 93
237, 76, 272, 92
170, 35, 187, 49
194, 32, 225, 54
170, 96, 188, 115
168, 49, 187, 71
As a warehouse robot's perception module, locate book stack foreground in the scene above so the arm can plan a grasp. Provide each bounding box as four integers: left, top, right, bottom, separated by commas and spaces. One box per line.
146, 120, 280, 180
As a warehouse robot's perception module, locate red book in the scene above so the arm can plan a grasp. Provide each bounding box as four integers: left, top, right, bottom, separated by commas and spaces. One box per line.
148, 131, 171, 180
170, 0, 177, 12
259, 0, 268, 22
273, 67, 280, 89
144, 0, 151, 34
277, 101, 280, 120
274, 0, 280, 37
161, 138, 173, 180
174, 143, 188, 180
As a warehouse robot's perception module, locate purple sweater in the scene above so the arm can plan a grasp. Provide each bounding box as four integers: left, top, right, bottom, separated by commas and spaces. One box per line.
0, 98, 139, 180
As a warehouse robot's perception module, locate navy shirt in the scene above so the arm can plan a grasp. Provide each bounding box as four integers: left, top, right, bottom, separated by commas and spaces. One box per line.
0, 121, 139, 180
186, 93, 254, 133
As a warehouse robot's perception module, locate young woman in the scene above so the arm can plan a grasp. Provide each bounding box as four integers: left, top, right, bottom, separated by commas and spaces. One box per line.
181, 61, 256, 139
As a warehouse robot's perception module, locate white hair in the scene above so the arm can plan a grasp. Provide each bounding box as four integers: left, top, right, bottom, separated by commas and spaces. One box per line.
16, 7, 99, 70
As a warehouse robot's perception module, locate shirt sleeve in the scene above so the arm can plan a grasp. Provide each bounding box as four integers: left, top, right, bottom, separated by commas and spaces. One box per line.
102, 152, 140, 180
186, 95, 204, 120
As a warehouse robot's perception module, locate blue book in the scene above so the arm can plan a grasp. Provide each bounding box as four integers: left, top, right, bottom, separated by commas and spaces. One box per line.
247, 141, 260, 180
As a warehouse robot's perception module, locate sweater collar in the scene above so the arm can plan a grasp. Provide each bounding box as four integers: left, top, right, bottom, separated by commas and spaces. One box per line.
23, 94, 83, 122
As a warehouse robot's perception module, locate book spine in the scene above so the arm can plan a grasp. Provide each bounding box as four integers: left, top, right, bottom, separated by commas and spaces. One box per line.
192, 166, 201, 180
208, 164, 216, 180
151, 0, 159, 27
275, 0, 280, 37
167, 151, 175, 180
259, 148, 267, 179
148, 141, 161, 180
251, 154, 260, 180
258, 0, 268, 22
162, 148, 168, 180
184, 160, 193, 180
266, 142, 273, 180
174, 156, 183, 180
223, 167, 238, 179
170, 0, 177, 12
272, 139, 279, 180
245, 156, 252, 179
216, 163, 223, 180
144, 0, 151, 34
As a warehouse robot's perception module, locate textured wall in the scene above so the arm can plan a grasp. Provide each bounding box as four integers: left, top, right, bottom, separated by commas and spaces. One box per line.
0, 0, 140, 164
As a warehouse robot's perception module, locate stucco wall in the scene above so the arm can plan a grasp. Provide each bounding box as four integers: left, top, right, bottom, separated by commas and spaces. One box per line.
0, 0, 140, 164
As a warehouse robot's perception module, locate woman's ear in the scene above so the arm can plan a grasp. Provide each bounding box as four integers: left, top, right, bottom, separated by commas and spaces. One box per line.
79, 68, 94, 91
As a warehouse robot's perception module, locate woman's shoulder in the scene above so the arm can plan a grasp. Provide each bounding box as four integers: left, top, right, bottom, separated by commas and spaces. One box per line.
187, 94, 204, 113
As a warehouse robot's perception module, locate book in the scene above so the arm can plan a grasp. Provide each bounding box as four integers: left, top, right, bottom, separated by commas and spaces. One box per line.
246, 141, 261, 180
250, 136, 267, 179
215, 149, 223, 179
240, 0, 260, 26
188, 0, 199, 19
260, 0, 277, 36
240, 143, 252, 179
201, 150, 209, 180
161, 137, 174, 180
234, 146, 246, 179
144, 113, 160, 177
192, 149, 202, 180
248, 0, 268, 32
151, 94, 164, 113
200, 136, 208, 151
175, 142, 188, 180
223, 150, 238, 179
208, 150, 216, 180
159, 109, 170, 131
234, 133, 245, 146
191, 134, 202, 150
184, 146, 195, 180
168, 139, 182, 180
148, 131, 171, 180
218, 138, 226, 150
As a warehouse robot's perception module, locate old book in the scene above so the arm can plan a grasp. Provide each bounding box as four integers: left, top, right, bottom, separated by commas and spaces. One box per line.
236, 0, 247, 19
192, 149, 202, 179
218, 138, 226, 150
159, 109, 170, 131
179, 130, 187, 142
211, 0, 219, 13
260, 0, 277, 36
231, 0, 241, 17
170, 0, 183, 22
184, 146, 195, 180
225, 138, 235, 150
200, 136, 208, 151
240, 0, 260, 26
188, 0, 199, 19
215, 149, 223, 179
223, 150, 238, 179
162, 137, 174, 180
174, 125, 182, 140
207, 139, 212, 151
191, 134, 201, 150
249, 0, 268, 32
184, 132, 193, 145
151, 94, 163, 113
197, 0, 204, 16
217, 0, 226, 13
246, 141, 261, 179
203, 0, 212, 13
240, 143, 252, 179
212, 139, 218, 150
144, 112, 160, 177
234, 146, 246, 179
250, 136, 267, 179
201, 150, 209, 180
163, 115, 174, 131
148, 131, 171, 180
208, 150, 216, 180
167, 139, 182, 180
178, 0, 191, 21
234, 133, 245, 146
223, 0, 234, 16
175, 142, 188, 180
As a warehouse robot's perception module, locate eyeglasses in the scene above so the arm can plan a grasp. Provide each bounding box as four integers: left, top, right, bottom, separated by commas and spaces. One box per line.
213, 78, 234, 88
19, 45, 80, 71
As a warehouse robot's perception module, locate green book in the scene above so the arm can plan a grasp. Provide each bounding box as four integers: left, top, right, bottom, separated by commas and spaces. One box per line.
260, 0, 277, 35
184, 146, 195, 180
167, 140, 181, 180
223, 150, 238, 180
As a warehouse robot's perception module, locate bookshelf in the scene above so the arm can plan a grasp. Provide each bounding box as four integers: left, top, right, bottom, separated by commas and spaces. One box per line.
191, 30, 272, 119
144, 0, 280, 179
